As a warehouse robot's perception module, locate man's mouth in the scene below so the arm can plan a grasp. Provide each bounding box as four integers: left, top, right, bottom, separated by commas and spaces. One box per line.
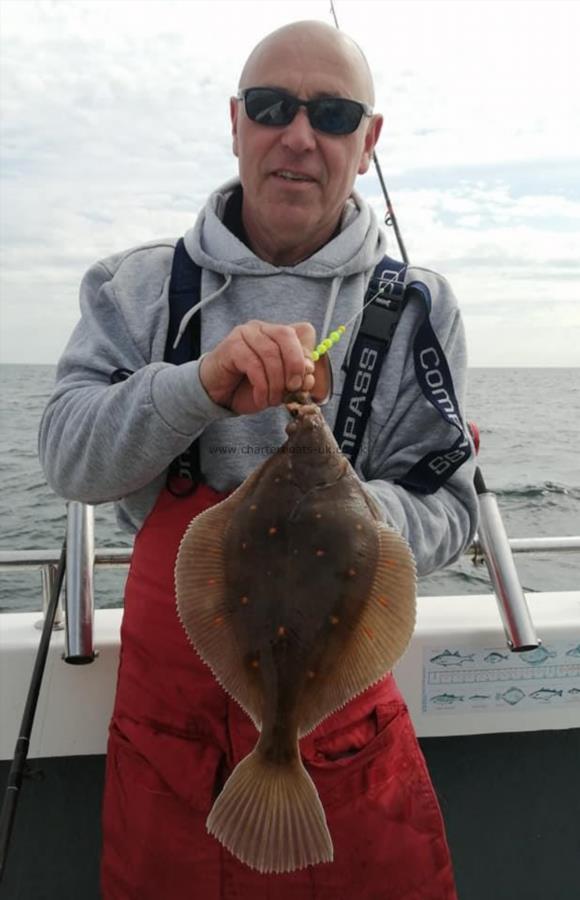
272, 170, 316, 183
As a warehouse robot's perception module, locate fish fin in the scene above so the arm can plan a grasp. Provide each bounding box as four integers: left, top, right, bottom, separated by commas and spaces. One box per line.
298, 525, 416, 736
207, 747, 333, 874
175, 490, 264, 729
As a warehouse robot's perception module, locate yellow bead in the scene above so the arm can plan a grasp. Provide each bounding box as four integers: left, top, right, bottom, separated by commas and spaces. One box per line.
323, 339, 332, 351
338, 325, 346, 334
311, 350, 320, 361
316, 343, 327, 355
330, 331, 340, 343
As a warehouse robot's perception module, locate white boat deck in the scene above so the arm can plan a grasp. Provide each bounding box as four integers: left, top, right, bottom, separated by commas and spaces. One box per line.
2, 590, 579, 760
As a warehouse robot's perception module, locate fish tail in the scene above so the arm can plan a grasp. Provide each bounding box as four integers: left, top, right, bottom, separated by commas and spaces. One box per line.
206, 747, 333, 873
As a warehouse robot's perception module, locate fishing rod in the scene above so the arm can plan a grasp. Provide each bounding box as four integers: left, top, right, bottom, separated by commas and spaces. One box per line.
330, 0, 539, 651
0, 537, 67, 884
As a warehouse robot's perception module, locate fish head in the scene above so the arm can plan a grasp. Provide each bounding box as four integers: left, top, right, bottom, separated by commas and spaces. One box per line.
284, 399, 347, 490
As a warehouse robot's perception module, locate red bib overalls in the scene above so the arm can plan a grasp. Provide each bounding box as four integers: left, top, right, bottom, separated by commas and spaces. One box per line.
101, 482, 458, 900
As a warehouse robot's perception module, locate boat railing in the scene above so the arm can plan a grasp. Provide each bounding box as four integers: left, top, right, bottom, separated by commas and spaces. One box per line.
1, 502, 579, 654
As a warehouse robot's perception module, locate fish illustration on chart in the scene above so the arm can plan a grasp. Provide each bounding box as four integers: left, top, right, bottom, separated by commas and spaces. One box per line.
431, 693, 465, 705
175, 397, 416, 874
469, 695, 491, 701
529, 688, 563, 702
429, 650, 475, 667
519, 646, 557, 666
484, 652, 508, 664
497, 687, 525, 706
565, 644, 580, 658
567, 688, 580, 695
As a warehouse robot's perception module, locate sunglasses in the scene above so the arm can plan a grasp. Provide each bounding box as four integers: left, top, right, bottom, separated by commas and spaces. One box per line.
237, 87, 373, 136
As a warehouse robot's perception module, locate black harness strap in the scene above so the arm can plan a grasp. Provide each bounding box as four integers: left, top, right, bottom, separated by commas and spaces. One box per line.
163, 244, 408, 489
333, 258, 407, 464
165, 238, 203, 496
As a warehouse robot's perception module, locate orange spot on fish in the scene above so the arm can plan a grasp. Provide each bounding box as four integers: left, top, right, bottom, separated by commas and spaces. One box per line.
249, 504, 257, 511
348, 568, 357, 577
268, 527, 278, 536
378, 596, 389, 607
250, 659, 260, 669
277, 626, 286, 637
214, 616, 224, 626
315, 549, 325, 557
329, 615, 339, 625
315, 513, 322, 519
364, 626, 374, 640
240, 596, 249, 605
207, 578, 217, 586
241, 542, 247, 550
355, 524, 363, 531
307, 670, 316, 679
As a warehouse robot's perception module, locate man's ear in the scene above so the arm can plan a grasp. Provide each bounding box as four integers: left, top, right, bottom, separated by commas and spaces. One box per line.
230, 96, 240, 158
357, 114, 383, 175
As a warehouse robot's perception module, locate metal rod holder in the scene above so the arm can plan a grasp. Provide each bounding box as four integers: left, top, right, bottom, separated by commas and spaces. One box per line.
63, 502, 97, 664
477, 490, 541, 651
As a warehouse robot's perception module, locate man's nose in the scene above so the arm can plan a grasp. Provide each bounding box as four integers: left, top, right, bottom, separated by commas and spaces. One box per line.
280, 107, 317, 152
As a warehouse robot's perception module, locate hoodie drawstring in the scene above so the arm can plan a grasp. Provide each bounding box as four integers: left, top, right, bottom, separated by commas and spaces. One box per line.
172, 274, 233, 350
173, 272, 345, 355
320, 276, 343, 346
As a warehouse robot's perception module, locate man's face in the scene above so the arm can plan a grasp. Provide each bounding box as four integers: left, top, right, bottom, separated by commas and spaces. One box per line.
230, 32, 382, 255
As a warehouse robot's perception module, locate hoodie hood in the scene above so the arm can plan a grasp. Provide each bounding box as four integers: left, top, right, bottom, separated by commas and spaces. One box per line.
183, 177, 386, 279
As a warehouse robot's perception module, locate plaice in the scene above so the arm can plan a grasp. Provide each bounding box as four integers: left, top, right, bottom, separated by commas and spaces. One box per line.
175, 396, 416, 874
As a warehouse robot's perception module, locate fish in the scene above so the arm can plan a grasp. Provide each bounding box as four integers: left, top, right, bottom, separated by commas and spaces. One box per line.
484, 652, 508, 664
529, 688, 563, 702
431, 693, 464, 704
174, 398, 416, 874
430, 650, 475, 667
519, 646, 557, 666
497, 687, 525, 705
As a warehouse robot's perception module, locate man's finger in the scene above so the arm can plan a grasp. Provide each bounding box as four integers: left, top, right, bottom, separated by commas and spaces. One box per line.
259, 322, 314, 394
241, 326, 286, 406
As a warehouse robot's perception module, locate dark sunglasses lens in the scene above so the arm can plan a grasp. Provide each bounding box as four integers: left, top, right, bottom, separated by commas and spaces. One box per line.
311, 98, 364, 134
244, 89, 296, 126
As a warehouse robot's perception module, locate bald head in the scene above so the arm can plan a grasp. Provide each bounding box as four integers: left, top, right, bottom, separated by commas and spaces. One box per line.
239, 20, 375, 106
230, 20, 383, 267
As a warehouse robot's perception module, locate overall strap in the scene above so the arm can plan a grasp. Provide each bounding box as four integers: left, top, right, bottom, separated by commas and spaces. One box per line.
164, 237, 202, 364
164, 238, 203, 496
333, 257, 407, 466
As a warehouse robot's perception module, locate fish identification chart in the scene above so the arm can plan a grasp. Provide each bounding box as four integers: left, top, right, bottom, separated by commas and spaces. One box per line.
423, 641, 580, 714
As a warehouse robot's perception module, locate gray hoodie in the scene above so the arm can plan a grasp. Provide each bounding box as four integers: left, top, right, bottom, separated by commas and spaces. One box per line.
38, 178, 478, 575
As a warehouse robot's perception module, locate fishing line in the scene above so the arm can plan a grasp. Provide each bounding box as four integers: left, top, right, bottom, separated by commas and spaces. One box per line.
330, 0, 409, 264
310, 1, 409, 361
310, 268, 404, 361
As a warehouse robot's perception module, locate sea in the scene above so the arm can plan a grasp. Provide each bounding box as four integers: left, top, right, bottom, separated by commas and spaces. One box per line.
0, 364, 578, 612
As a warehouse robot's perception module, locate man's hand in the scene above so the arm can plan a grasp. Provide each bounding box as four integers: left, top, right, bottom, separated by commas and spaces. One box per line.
199, 320, 317, 415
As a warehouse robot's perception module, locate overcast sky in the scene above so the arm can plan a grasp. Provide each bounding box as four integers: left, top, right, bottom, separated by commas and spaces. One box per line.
1, 0, 578, 366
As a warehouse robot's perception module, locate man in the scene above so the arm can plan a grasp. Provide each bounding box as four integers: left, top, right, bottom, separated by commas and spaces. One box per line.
39, 20, 477, 900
